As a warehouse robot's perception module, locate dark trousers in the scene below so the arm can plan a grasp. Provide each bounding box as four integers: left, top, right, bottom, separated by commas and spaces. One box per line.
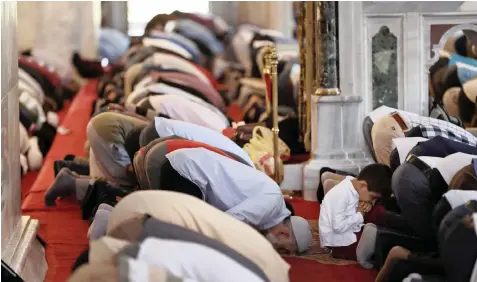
439, 204, 477, 282
384, 254, 444, 282
432, 198, 451, 234
392, 163, 438, 240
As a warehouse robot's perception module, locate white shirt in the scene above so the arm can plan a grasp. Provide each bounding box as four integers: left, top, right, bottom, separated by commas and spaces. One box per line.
443, 190, 477, 209
155, 117, 254, 167
148, 95, 228, 132
417, 152, 477, 184
144, 53, 211, 86
19, 69, 45, 104
134, 238, 265, 282
166, 148, 290, 230
122, 258, 198, 282
128, 83, 229, 126
319, 176, 364, 247
142, 37, 193, 60
392, 137, 428, 164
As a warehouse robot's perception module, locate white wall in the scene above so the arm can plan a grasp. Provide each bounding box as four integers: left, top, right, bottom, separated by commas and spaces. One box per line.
17, 1, 98, 81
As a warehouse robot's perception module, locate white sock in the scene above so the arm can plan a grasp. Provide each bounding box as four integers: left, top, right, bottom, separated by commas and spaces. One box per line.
47, 111, 60, 128
88, 209, 111, 241
20, 154, 29, 175
356, 223, 378, 269
27, 137, 43, 171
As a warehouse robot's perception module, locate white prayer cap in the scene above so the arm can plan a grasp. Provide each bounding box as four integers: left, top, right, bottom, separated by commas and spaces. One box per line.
290, 216, 312, 253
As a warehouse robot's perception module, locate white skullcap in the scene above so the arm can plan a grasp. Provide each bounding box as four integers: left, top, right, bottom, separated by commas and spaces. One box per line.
290, 216, 312, 253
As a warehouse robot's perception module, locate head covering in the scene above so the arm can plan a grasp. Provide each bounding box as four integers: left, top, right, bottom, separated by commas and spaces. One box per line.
289, 216, 312, 253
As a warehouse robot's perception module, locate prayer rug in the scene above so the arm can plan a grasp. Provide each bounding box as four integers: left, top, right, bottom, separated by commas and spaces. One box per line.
283, 220, 357, 266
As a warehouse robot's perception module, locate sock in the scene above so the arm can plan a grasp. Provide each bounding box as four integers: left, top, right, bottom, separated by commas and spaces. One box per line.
88, 209, 111, 241
64, 154, 76, 161
45, 168, 76, 206
72, 52, 104, 78
27, 137, 44, 171
20, 154, 29, 176
97, 203, 114, 212
47, 112, 59, 128
75, 178, 95, 202
356, 223, 378, 269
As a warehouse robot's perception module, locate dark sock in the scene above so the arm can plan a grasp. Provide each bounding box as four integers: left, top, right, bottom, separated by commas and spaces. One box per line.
64, 154, 76, 161
72, 52, 104, 78
54, 160, 90, 177
44, 168, 76, 206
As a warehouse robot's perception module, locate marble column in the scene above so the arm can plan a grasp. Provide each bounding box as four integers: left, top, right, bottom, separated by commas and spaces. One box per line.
1, 2, 47, 280
101, 1, 128, 35
302, 2, 371, 201
314, 1, 340, 95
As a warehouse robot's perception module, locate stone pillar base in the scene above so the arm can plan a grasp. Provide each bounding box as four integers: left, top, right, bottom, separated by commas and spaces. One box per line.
2, 216, 48, 282
302, 95, 372, 201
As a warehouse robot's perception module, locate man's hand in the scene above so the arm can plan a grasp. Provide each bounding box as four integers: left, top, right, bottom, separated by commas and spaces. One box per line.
357, 201, 373, 216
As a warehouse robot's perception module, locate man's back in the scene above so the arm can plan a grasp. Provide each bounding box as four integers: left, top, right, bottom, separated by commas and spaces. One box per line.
106, 190, 290, 282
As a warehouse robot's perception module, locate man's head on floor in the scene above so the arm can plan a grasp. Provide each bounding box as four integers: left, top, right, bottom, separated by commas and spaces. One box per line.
354, 163, 393, 204
264, 215, 312, 255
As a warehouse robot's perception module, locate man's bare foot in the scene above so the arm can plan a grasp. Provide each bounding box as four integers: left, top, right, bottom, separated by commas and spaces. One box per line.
375, 246, 411, 282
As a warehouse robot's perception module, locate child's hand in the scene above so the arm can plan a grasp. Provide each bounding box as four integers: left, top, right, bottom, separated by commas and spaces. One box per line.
358, 201, 373, 215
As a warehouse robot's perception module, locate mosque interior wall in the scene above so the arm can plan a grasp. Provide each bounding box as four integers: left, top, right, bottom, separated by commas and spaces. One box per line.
2, 2, 47, 280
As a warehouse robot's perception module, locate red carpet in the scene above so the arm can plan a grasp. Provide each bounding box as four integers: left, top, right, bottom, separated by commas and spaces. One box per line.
20, 81, 375, 282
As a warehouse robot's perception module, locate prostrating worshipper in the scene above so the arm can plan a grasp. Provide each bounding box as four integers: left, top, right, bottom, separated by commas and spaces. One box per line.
365, 105, 477, 166
72, 236, 267, 282
137, 147, 311, 253
318, 164, 392, 262
86, 111, 148, 185
105, 190, 293, 282
389, 135, 477, 172
89, 215, 269, 282
44, 111, 148, 206
128, 68, 227, 112
126, 79, 228, 123
125, 93, 229, 131
69, 258, 187, 282
392, 153, 477, 241
139, 117, 254, 167
374, 200, 477, 282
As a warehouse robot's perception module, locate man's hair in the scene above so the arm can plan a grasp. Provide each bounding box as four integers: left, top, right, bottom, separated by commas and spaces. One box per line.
357, 163, 393, 199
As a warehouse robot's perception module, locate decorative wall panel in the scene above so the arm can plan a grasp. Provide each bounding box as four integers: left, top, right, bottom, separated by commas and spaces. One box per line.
365, 16, 404, 111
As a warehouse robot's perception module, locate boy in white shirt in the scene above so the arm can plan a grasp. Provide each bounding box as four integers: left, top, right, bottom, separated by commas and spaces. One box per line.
319, 164, 393, 261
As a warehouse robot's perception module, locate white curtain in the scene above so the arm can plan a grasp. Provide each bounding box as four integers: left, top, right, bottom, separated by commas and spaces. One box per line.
18, 1, 98, 82
236, 1, 294, 37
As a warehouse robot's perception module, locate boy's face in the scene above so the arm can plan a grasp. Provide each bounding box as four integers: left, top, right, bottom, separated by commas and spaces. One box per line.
356, 180, 382, 203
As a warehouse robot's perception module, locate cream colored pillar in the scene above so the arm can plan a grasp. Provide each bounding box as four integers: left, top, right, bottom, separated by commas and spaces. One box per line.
1, 2, 47, 281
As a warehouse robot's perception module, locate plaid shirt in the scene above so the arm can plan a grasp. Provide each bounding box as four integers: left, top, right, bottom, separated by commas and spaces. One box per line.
419, 124, 477, 146
399, 113, 477, 146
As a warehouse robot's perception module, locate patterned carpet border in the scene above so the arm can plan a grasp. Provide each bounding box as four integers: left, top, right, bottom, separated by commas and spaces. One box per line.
283, 221, 357, 266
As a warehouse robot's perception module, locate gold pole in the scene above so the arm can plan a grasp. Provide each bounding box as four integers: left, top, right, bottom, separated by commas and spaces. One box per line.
297, 1, 306, 142
303, 1, 314, 152
269, 47, 281, 184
